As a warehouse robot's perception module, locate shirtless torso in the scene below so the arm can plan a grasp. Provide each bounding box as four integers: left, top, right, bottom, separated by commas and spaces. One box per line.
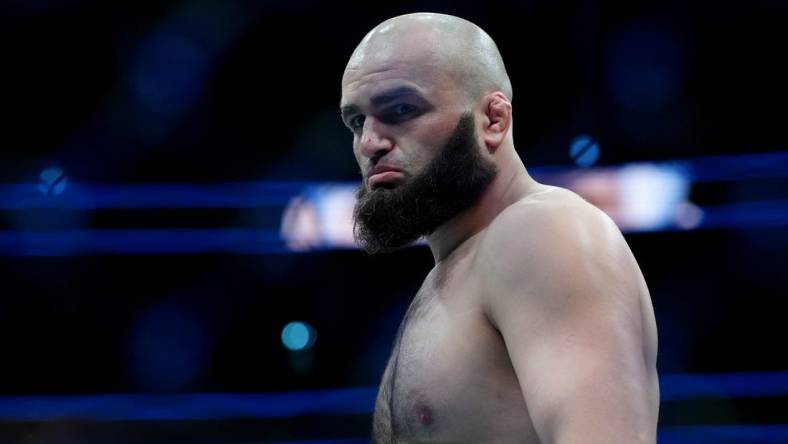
372, 187, 659, 444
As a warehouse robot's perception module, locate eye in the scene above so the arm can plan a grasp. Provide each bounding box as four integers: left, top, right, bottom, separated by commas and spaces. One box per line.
393, 104, 416, 116
348, 115, 365, 131
381, 104, 418, 124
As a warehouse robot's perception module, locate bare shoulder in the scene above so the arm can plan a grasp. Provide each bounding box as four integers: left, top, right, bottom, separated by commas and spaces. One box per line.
476, 184, 643, 316
478, 184, 625, 261
477, 185, 659, 443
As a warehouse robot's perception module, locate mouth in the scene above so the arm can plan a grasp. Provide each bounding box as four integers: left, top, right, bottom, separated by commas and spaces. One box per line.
368, 170, 405, 188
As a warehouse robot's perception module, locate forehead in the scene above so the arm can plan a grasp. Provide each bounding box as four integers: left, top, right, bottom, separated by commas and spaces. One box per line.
340, 48, 454, 109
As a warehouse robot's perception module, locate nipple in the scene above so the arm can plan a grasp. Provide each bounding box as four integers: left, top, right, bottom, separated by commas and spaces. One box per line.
415, 403, 434, 426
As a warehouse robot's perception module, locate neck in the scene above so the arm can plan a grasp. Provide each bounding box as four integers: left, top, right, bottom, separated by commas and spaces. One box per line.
425, 150, 541, 263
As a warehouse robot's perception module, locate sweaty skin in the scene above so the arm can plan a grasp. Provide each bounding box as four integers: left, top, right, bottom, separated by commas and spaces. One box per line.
340, 13, 659, 444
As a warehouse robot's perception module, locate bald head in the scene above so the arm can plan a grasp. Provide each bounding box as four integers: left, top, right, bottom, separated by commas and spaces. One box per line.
344, 13, 512, 104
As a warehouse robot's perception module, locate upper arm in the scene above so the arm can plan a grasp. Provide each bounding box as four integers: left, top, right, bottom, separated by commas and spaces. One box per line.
480, 199, 657, 444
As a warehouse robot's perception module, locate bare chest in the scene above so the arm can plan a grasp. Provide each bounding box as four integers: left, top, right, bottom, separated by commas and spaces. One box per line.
372, 267, 538, 444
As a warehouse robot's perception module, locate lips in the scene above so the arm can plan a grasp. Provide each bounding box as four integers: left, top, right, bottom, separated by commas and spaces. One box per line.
368, 165, 405, 187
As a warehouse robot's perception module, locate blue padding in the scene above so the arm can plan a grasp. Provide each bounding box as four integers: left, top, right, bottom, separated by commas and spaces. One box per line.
0, 387, 378, 421
3, 197, 788, 255
0, 229, 289, 256
0, 371, 786, 421
659, 425, 788, 444
0, 182, 316, 210
700, 200, 788, 229
2, 152, 787, 210
660, 371, 788, 401
687, 151, 788, 182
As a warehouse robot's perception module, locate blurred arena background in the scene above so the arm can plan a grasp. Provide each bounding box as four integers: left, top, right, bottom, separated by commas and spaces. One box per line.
1, 0, 788, 443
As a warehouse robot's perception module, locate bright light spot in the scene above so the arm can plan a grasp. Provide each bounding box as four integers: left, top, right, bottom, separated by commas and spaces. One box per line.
280, 185, 360, 251
617, 163, 691, 231
37, 166, 67, 196
281, 321, 316, 351
675, 201, 704, 230
569, 135, 600, 168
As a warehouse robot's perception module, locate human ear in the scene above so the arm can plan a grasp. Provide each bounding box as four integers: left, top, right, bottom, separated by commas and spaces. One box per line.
482, 92, 512, 152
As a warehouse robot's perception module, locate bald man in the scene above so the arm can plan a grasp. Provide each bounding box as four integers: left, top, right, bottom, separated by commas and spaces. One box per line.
340, 13, 659, 444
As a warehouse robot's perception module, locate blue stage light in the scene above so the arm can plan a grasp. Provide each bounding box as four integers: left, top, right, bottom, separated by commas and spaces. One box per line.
37, 167, 67, 196
569, 135, 600, 167
282, 321, 316, 351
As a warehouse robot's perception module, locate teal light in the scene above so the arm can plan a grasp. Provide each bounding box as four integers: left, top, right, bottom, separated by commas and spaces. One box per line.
281, 321, 315, 351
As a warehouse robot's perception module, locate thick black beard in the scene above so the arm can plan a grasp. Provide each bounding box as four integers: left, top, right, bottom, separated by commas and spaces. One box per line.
352, 112, 498, 255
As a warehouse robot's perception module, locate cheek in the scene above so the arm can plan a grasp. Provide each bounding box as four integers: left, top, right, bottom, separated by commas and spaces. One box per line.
395, 141, 437, 178
414, 112, 460, 149
403, 114, 457, 162
352, 139, 364, 165
353, 152, 365, 170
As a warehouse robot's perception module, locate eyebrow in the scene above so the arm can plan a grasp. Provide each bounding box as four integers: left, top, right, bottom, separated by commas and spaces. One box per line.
340, 85, 424, 120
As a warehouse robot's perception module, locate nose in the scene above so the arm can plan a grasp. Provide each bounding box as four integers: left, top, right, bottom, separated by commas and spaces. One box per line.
357, 117, 393, 161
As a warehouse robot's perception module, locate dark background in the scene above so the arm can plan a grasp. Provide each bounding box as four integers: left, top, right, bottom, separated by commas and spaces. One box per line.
1, 0, 787, 443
